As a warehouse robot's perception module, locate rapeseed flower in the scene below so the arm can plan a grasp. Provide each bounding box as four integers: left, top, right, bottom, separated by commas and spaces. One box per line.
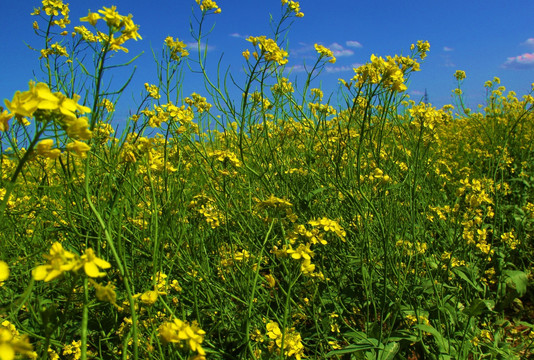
282, 0, 304, 17
35, 139, 61, 159
90, 280, 117, 305
80, 10, 100, 26
80, 248, 111, 278
410, 40, 430, 59
266, 321, 304, 359
0, 323, 34, 360
0, 261, 8, 282
454, 70, 466, 81
62, 340, 82, 360
165, 37, 189, 61
33, 242, 79, 282
66, 140, 91, 158
159, 318, 207, 356
4, 81, 60, 119
196, 0, 221, 13
246, 36, 288, 66
314, 44, 336, 63
144, 83, 161, 99
0, 110, 11, 132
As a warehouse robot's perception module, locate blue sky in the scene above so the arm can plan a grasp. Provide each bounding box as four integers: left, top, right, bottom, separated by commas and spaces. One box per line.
2, 0, 534, 122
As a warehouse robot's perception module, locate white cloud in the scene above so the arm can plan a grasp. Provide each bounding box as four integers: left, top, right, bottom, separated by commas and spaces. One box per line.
346, 40, 363, 48
522, 38, 534, 47
502, 52, 534, 69
440, 54, 455, 67
443, 46, 454, 52
285, 64, 307, 73
328, 42, 354, 57
229, 32, 247, 39
186, 42, 215, 52
325, 65, 353, 73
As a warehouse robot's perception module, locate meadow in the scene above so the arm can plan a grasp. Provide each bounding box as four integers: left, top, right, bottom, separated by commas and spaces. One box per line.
1, 1, 534, 359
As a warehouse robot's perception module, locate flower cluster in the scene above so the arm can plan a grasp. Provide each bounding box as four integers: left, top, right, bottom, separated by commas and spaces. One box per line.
350, 54, 419, 92
78, 6, 142, 52
314, 44, 336, 63
32, 242, 111, 282
246, 36, 289, 66
308, 217, 346, 241
32, 0, 71, 28
4, 81, 92, 157
0, 320, 35, 360
281, 0, 304, 17
158, 318, 207, 358
185, 93, 212, 113
410, 40, 430, 59
4, 81, 90, 129
196, 0, 221, 14
144, 83, 161, 100
266, 321, 304, 359
164, 37, 189, 61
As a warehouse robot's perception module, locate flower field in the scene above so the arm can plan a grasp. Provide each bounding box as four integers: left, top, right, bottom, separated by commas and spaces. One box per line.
1, 1, 534, 359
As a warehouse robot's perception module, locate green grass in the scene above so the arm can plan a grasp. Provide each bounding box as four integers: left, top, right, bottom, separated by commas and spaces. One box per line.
1, 1, 534, 359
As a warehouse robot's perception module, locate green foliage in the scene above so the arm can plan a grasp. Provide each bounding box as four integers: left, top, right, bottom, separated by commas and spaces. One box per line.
1, 1, 534, 359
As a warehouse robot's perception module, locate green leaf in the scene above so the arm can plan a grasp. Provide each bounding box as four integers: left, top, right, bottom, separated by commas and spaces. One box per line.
377, 342, 399, 360
462, 299, 495, 317
504, 270, 528, 297
414, 324, 449, 353
452, 266, 482, 292
326, 343, 376, 357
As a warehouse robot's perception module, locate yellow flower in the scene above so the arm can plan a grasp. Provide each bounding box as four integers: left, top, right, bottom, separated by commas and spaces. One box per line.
196, 0, 221, 13
454, 70, 466, 81
90, 280, 117, 304
266, 321, 282, 341
164, 37, 189, 61
0, 261, 9, 282
80, 248, 111, 278
4, 81, 58, 119
64, 116, 92, 140
282, 0, 304, 17
98, 6, 122, 27
243, 49, 250, 60
0, 110, 11, 132
158, 318, 206, 356
0, 327, 34, 360
33, 242, 79, 282
144, 83, 161, 99
66, 140, 91, 158
136, 290, 159, 305
314, 44, 336, 63
35, 139, 61, 159
80, 10, 101, 26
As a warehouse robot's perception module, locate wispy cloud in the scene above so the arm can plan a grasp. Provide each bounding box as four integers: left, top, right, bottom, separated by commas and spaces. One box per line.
440, 54, 455, 68
502, 53, 534, 69
443, 46, 454, 52
186, 42, 215, 52
328, 42, 354, 57
229, 32, 247, 39
410, 90, 425, 96
285, 64, 307, 73
346, 40, 363, 48
325, 65, 353, 73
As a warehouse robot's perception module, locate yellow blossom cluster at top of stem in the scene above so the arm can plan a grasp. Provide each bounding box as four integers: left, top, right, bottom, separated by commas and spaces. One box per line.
72, 5, 141, 52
